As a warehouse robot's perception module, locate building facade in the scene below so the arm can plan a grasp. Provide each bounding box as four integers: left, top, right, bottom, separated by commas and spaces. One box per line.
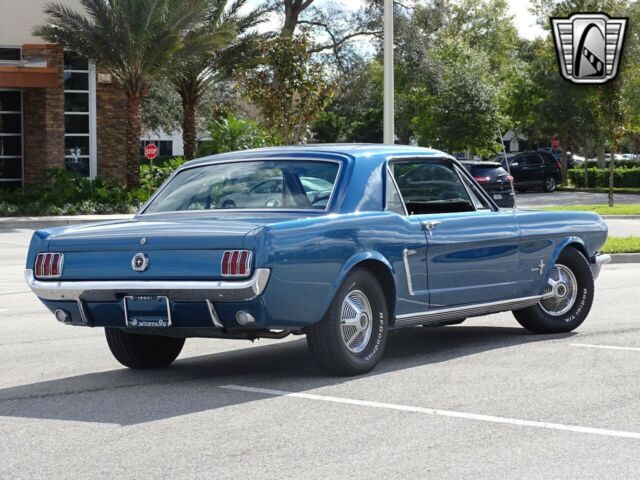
0, 0, 127, 189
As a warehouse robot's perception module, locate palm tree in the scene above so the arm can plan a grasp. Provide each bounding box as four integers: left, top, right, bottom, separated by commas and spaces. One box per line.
34, 0, 209, 187
169, 0, 268, 160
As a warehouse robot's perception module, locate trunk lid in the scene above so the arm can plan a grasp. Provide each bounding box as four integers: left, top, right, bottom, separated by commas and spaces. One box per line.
45, 212, 311, 281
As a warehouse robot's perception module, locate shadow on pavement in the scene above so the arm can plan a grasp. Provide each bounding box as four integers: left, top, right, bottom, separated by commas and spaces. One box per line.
0, 325, 575, 425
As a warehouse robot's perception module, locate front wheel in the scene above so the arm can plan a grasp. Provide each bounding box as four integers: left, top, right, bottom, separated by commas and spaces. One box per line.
543, 176, 557, 192
105, 328, 185, 369
306, 269, 388, 376
513, 247, 594, 333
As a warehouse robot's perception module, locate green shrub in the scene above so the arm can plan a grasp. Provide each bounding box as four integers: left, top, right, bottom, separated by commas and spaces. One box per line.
198, 114, 270, 156
139, 157, 186, 197
0, 169, 142, 216
568, 167, 640, 188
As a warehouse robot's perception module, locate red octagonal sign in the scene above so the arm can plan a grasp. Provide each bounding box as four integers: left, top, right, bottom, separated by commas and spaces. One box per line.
145, 143, 159, 160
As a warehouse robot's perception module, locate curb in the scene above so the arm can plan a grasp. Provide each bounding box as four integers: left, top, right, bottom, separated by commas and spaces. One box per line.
609, 253, 640, 264
602, 215, 640, 220
0, 214, 133, 230
557, 187, 640, 195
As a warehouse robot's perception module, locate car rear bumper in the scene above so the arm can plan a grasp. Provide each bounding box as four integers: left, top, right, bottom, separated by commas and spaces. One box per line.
25, 268, 271, 302
590, 253, 611, 280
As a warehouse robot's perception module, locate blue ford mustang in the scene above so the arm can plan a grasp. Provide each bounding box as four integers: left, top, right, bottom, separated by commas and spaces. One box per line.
26, 145, 610, 375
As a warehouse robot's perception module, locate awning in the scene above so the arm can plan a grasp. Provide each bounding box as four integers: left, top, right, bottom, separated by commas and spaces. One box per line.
0, 66, 61, 88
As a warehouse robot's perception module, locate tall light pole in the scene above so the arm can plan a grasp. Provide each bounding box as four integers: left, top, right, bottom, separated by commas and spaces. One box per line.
383, 0, 394, 144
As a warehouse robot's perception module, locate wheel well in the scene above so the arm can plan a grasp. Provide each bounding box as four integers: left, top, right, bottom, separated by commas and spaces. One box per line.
354, 259, 396, 321
565, 242, 589, 260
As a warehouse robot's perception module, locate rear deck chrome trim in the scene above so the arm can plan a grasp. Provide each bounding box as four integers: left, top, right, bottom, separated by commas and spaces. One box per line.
394, 295, 543, 327
25, 268, 271, 303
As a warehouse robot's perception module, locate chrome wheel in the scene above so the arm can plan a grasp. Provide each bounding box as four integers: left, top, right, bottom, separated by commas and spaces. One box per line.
540, 264, 578, 317
544, 177, 556, 192
340, 290, 373, 354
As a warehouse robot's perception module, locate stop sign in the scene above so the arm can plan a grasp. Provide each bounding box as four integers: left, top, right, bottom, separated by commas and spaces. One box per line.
145, 143, 159, 160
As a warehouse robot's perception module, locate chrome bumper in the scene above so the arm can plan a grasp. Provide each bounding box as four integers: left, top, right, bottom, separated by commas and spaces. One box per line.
590, 253, 611, 280
25, 268, 271, 302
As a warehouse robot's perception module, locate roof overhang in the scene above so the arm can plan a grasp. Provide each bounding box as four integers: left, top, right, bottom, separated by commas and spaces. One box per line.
0, 66, 61, 88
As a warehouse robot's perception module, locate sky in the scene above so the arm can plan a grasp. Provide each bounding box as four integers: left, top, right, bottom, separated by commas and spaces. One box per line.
246, 0, 546, 40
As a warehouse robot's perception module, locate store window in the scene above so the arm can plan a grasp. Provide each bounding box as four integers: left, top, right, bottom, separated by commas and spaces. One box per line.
0, 47, 21, 62
64, 52, 96, 178
0, 90, 22, 190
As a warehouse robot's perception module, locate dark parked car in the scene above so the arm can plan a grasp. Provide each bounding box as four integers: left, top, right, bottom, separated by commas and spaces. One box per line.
460, 161, 515, 208
492, 151, 562, 192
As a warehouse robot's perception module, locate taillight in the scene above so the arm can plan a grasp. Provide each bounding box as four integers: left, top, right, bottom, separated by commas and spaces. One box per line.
34, 253, 64, 279
474, 176, 491, 183
221, 250, 252, 278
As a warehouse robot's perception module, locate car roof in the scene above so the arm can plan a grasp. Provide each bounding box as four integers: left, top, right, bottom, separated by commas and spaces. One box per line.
184, 144, 452, 168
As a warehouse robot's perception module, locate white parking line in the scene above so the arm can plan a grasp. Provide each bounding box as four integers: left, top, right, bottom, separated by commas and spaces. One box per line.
570, 343, 640, 352
221, 384, 640, 440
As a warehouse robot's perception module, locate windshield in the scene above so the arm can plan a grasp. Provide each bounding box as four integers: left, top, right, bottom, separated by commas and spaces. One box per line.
143, 160, 340, 213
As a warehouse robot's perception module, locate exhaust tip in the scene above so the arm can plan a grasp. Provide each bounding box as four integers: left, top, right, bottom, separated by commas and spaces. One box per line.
54, 309, 71, 323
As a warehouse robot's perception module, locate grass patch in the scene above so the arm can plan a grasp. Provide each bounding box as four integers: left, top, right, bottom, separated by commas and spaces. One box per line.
602, 236, 640, 254
542, 204, 640, 215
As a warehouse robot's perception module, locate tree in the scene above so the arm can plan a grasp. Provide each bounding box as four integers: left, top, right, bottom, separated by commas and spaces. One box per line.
35, 0, 209, 187
168, 0, 268, 160
242, 34, 332, 144
411, 40, 501, 154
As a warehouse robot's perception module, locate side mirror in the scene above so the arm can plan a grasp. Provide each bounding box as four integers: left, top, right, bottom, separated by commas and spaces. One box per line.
242, 187, 250, 194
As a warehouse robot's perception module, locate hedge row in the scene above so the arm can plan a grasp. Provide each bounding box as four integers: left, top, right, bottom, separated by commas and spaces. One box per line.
574, 160, 640, 169
568, 167, 640, 188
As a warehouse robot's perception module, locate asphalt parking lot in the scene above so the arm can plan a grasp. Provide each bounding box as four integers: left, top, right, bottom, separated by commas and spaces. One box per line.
1, 228, 640, 479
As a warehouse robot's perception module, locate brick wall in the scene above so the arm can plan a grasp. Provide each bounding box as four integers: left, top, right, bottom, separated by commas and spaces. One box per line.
96, 69, 128, 184
22, 44, 64, 185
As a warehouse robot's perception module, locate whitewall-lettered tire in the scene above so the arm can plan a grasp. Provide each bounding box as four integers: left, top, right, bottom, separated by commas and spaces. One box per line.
306, 269, 388, 376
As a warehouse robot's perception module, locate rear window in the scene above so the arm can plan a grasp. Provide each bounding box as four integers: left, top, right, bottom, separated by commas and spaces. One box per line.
144, 160, 340, 213
467, 165, 508, 177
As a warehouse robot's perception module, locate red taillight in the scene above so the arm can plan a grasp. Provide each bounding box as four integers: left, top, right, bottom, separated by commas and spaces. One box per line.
34, 253, 64, 279
221, 250, 252, 278
474, 176, 491, 183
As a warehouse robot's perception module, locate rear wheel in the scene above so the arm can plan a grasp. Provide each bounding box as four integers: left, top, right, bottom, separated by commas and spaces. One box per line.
306, 269, 388, 376
105, 328, 185, 369
513, 248, 594, 333
543, 176, 557, 192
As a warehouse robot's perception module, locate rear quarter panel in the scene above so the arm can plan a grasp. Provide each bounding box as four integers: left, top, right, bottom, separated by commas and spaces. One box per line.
247, 212, 425, 328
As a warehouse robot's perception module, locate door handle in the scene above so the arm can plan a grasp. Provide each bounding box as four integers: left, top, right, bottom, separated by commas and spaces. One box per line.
422, 220, 442, 231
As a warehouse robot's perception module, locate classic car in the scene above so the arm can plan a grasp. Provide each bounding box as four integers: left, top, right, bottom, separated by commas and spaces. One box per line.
26, 145, 610, 376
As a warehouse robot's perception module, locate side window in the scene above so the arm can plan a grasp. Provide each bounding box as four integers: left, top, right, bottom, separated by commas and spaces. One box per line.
457, 168, 492, 210
393, 161, 475, 215
252, 180, 276, 194
385, 168, 406, 215
523, 154, 543, 167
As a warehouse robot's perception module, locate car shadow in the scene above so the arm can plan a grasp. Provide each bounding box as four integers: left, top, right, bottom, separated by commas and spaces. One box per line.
0, 325, 576, 425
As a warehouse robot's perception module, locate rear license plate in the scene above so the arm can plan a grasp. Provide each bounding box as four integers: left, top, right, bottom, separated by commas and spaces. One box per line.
124, 295, 171, 327
493, 194, 503, 200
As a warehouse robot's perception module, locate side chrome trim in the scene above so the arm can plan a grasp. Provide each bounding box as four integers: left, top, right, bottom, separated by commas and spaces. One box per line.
402, 248, 417, 296
25, 268, 271, 303
206, 299, 224, 328
394, 295, 543, 328
590, 253, 611, 280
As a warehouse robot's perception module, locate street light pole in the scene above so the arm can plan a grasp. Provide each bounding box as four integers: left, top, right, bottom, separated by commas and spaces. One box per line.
383, 0, 394, 144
